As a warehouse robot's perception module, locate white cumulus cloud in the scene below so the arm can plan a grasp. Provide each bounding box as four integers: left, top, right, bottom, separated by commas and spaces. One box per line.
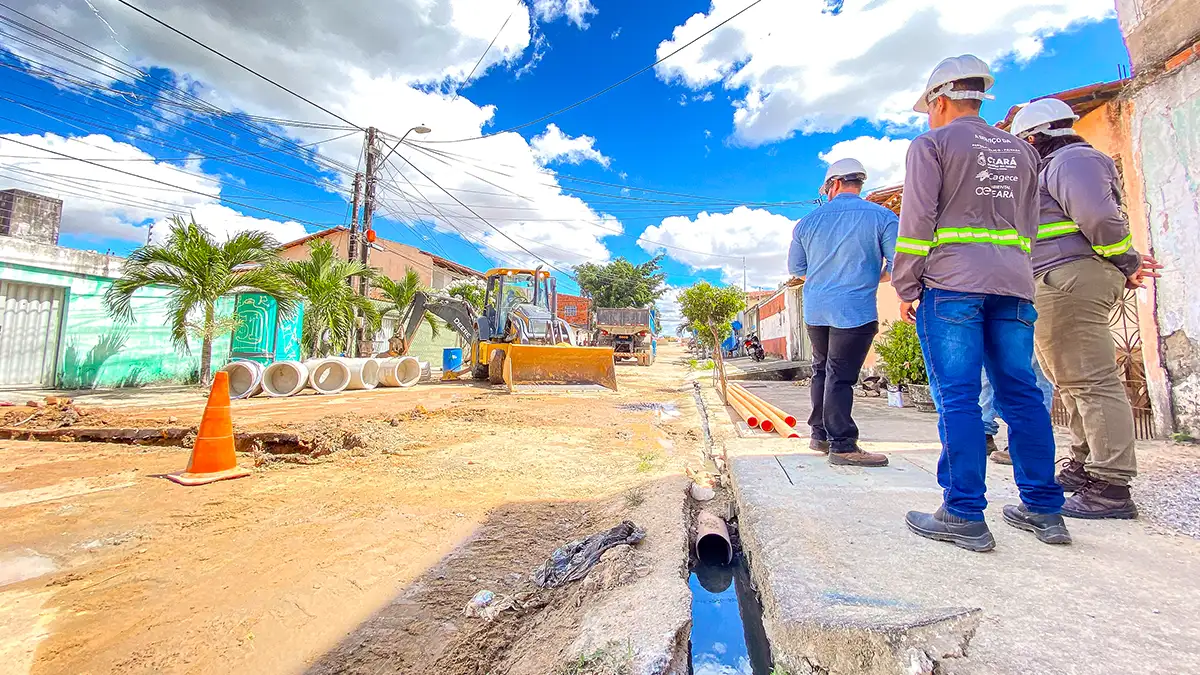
638, 206, 797, 289
530, 123, 611, 167
818, 136, 912, 190
532, 0, 598, 28
653, 0, 1115, 145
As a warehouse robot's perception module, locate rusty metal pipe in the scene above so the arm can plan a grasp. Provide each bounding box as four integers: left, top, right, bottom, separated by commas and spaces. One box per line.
728, 386, 774, 433
734, 386, 800, 439
732, 384, 797, 427
695, 510, 733, 566
725, 388, 760, 428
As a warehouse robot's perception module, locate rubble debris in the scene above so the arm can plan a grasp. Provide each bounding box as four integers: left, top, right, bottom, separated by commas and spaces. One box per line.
691, 483, 716, 502
533, 520, 645, 589
463, 589, 517, 621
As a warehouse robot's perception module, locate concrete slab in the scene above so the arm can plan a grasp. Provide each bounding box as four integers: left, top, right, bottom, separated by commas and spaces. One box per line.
720, 382, 1200, 675
723, 357, 812, 382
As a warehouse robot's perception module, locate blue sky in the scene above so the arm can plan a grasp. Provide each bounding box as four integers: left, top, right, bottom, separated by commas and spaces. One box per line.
0, 0, 1130, 322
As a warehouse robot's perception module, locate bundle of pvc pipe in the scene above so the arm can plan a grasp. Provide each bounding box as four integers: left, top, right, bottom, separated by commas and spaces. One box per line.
261, 360, 309, 397
732, 384, 799, 439
727, 386, 774, 433
732, 384, 797, 427
221, 360, 264, 399
339, 357, 381, 390
305, 358, 351, 395
377, 356, 422, 388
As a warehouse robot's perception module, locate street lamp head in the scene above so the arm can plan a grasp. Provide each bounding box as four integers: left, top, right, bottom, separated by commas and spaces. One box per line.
412, 125, 432, 134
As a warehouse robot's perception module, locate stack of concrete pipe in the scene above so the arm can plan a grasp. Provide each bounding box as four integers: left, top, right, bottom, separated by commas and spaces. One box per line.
223, 355, 430, 399
726, 383, 800, 439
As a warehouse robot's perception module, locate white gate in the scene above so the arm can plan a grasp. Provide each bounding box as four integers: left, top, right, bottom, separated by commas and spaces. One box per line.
0, 281, 64, 387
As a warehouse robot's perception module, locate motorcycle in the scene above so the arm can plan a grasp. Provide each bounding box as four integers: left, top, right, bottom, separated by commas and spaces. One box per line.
744, 334, 765, 362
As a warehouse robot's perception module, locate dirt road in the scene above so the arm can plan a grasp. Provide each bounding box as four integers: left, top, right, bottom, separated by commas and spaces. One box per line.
1, 344, 702, 674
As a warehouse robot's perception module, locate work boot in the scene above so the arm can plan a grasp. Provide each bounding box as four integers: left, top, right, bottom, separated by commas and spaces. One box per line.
986, 434, 999, 455
905, 506, 995, 552
1002, 504, 1072, 545
1062, 479, 1138, 520
828, 446, 888, 467
1055, 458, 1089, 492
990, 447, 1013, 465
809, 439, 830, 454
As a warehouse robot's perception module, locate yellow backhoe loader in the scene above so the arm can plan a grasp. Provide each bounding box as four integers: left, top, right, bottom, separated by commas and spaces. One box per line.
394, 267, 617, 392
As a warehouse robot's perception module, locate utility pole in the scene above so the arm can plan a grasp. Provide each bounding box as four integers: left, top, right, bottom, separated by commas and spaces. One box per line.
348, 172, 363, 266
355, 127, 379, 357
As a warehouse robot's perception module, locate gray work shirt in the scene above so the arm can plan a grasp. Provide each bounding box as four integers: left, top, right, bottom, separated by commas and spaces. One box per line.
1032, 142, 1141, 277
892, 115, 1041, 302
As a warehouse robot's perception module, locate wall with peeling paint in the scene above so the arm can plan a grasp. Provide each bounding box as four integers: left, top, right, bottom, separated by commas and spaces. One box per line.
1132, 59, 1200, 432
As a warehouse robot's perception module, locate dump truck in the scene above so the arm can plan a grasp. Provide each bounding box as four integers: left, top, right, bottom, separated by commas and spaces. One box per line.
394, 267, 617, 391
593, 307, 657, 366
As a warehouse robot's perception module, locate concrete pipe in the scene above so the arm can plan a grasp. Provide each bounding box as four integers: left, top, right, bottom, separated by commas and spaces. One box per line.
724, 387, 760, 428
261, 360, 309, 397
733, 384, 797, 427
305, 359, 351, 395
340, 358, 381, 390
222, 360, 264, 400
728, 386, 775, 433
378, 357, 422, 388
695, 511, 733, 566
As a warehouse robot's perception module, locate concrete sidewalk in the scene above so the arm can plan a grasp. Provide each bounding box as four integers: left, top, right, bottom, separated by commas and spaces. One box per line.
716, 382, 1200, 675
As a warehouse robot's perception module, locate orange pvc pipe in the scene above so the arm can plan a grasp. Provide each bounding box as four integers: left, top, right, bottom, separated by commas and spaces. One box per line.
732, 384, 797, 427
735, 386, 800, 439
725, 388, 760, 428
728, 386, 775, 433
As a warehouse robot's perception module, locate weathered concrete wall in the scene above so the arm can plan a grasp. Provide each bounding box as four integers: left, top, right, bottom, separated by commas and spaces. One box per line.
0, 238, 233, 389
1131, 59, 1200, 432
1117, 0, 1200, 70
0, 189, 62, 245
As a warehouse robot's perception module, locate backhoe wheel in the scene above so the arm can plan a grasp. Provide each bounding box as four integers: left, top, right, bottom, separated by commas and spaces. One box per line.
488, 349, 507, 385
471, 362, 488, 380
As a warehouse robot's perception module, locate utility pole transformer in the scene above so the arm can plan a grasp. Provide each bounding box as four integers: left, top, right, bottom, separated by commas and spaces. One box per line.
355, 127, 380, 357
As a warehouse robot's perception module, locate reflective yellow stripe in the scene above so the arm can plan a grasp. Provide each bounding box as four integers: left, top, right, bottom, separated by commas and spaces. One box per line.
934, 227, 1032, 252
1037, 221, 1081, 240
1093, 234, 1133, 257
896, 237, 932, 257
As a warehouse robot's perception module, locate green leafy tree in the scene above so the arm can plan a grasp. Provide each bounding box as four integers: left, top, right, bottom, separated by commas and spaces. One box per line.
376, 268, 441, 343
574, 255, 666, 308
278, 239, 378, 357
104, 216, 296, 386
446, 279, 485, 311
678, 281, 745, 397
873, 321, 927, 386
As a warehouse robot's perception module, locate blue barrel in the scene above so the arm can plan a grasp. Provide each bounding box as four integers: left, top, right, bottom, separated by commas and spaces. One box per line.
443, 347, 464, 372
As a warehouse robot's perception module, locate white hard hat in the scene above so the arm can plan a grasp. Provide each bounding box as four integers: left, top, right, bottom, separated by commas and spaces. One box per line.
821, 157, 867, 196
1011, 98, 1080, 139
914, 54, 996, 113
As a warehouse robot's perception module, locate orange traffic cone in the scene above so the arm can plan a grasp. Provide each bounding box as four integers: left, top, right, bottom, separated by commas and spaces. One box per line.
168, 371, 251, 486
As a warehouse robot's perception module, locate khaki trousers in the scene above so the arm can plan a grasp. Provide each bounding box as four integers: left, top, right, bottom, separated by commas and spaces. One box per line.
1033, 257, 1137, 485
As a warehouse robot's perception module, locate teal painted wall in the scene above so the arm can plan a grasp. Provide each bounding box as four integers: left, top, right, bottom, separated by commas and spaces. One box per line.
1, 261, 234, 389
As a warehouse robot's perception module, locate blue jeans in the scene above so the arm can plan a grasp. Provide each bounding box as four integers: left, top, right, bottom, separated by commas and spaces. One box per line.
981, 360, 1054, 436
917, 289, 1064, 520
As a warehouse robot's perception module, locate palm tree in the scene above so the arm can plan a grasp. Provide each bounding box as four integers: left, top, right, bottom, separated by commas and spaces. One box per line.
104, 216, 296, 386
375, 268, 441, 345
278, 239, 378, 357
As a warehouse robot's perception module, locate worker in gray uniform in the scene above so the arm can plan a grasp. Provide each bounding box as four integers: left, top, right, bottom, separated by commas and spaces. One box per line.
1010, 98, 1162, 519
892, 55, 1069, 552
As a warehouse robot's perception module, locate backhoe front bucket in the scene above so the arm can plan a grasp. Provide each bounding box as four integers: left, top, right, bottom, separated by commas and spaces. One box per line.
502, 344, 618, 392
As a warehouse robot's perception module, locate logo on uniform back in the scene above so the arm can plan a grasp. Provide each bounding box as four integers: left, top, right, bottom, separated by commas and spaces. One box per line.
977, 152, 987, 167
975, 169, 990, 181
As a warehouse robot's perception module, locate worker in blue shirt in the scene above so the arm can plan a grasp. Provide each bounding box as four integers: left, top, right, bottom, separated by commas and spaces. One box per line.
788, 158, 898, 467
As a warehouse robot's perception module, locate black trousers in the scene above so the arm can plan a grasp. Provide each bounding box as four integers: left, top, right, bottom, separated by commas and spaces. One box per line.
807, 321, 878, 452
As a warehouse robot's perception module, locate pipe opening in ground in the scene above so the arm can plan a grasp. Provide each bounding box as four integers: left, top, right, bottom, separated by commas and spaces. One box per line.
696, 533, 732, 567
689, 555, 772, 674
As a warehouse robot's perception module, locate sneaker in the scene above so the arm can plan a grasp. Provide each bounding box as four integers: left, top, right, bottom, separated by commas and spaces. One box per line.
986, 434, 999, 455
1055, 459, 1089, 492
990, 448, 1013, 465
1062, 480, 1138, 520
809, 439, 830, 454
1002, 504, 1072, 545
905, 506, 995, 552
828, 446, 888, 467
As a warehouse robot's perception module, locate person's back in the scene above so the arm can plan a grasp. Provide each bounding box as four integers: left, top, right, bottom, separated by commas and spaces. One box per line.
788, 158, 896, 468
792, 194, 897, 329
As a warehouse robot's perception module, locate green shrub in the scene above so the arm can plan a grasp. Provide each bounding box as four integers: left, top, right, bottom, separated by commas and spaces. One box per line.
874, 321, 927, 386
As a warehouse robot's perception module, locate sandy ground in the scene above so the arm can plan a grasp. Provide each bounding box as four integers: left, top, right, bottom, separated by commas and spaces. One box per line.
0, 344, 702, 675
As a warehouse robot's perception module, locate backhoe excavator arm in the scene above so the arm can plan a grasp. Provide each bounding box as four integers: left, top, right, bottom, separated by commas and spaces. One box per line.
393, 292, 478, 356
